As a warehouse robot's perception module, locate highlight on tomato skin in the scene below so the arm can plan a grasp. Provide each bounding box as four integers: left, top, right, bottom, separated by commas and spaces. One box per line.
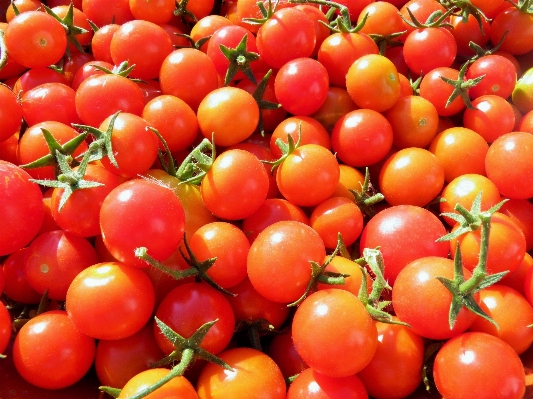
2, 0, 533, 397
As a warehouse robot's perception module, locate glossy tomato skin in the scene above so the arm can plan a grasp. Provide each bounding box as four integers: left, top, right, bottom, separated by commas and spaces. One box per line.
359, 205, 449, 286
357, 319, 425, 399
392, 256, 478, 340
154, 282, 235, 356
267, 330, 309, 380
287, 367, 368, 399
247, 220, 326, 304
118, 368, 199, 399
292, 289, 377, 378
196, 347, 286, 399
0, 161, 44, 256
99, 179, 186, 268
66, 262, 156, 340
485, 132, 533, 200
0, 84, 22, 142
0, 301, 11, 355
13, 310, 96, 390
433, 332, 525, 399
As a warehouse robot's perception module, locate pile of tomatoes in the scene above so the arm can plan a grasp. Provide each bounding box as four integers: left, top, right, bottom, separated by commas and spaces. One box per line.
1, 0, 533, 398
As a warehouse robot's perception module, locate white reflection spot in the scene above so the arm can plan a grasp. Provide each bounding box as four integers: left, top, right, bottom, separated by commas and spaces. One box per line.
118, 188, 133, 202
504, 141, 516, 151
315, 304, 328, 317
309, 381, 321, 393
223, 368, 237, 381
460, 350, 476, 364
417, 271, 430, 283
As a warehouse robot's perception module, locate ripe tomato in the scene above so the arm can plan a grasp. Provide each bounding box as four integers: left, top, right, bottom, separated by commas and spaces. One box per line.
267, 330, 309, 379
287, 367, 368, 399
485, 132, 533, 199
66, 262, 156, 340
118, 368, 199, 399
99, 179, 186, 267
0, 301, 11, 355
13, 310, 96, 389
201, 148, 269, 220
2, 248, 42, 304
0, 84, 22, 142
466, 54, 517, 99
359, 205, 449, 286
346, 54, 401, 112
276, 144, 340, 207
247, 220, 326, 304
331, 108, 394, 167
292, 288, 378, 377
462, 95, 515, 143
0, 161, 44, 256
129, 0, 176, 24
490, 6, 533, 55
274, 57, 329, 116
433, 332, 525, 399
419, 67, 466, 116
82, 0, 134, 27
196, 347, 286, 399
197, 86, 259, 147
5, 11, 67, 68
154, 282, 235, 356
379, 147, 445, 207
392, 256, 479, 340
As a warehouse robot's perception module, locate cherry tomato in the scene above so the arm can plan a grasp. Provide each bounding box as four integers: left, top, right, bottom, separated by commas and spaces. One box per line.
118, 368, 199, 399
287, 367, 368, 399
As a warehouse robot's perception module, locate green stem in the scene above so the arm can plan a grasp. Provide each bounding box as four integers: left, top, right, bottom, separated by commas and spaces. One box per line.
459, 216, 490, 294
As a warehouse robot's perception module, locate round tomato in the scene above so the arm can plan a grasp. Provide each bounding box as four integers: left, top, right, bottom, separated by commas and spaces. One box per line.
118, 368, 199, 399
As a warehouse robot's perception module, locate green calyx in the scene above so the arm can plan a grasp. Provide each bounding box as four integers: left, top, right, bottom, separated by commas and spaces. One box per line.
252, 69, 282, 136
440, 60, 484, 110
436, 193, 509, 329
349, 167, 385, 218
219, 34, 260, 86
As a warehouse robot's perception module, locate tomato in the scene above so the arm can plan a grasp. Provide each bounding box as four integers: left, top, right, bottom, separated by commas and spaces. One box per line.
247, 220, 326, 304
379, 147, 445, 207
129, 0, 176, 24
317, 255, 372, 297
0, 161, 44, 256
469, 284, 533, 355
188, 221, 250, 289
2, 248, 42, 304
21, 82, 82, 127
227, 277, 290, 329
110, 20, 174, 80
346, 54, 401, 113
197, 347, 286, 399
256, 7, 315, 70
466, 54, 517, 99
419, 67, 466, 116
159, 48, 220, 112
392, 256, 479, 340
439, 174, 501, 226
450, 13, 491, 57
512, 67, 533, 113
0, 301, 11, 355
287, 367, 368, 399
18, 120, 89, 180
197, 86, 259, 147
81, 0, 134, 27
359, 205, 449, 286
51, 163, 121, 237
428, 127, 489, 183
24, 230, 98, 301
357, 319, 425, 399
403, 27, 457, 76
485, 132, 533, 199
385, 95, 439, 149
462, 95, 515, 143
90, 23, 120, 63
5, 11, 67, 68
267, 330, 309, 380
241, 198, 310, 244
100, 179, 186, 267
310, 196, 364, 249
154, 282, 235, 356
274, 57, 329, 116
490, 6, 533, 55
190, 15, 234, 53
95, 321, 165, 389
201, 148, 269, 220
331, 108, 394, 167
13, 310, 96, 389
499, 198, 533, 251
118, 368, 199, 399
66, 262, 155, 340
0, 84, 22, 142
276, 144, 340, 207
332, 164, 366, 201
399, 0, 447, 39
450, 212, 526, 275
292, 288, 378, 377
433, 332, 525, 399
310, 86, 358, 133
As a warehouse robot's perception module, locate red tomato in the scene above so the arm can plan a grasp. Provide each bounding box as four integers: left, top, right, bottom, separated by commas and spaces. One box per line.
0, 301, 11, 355
247, 220, 326, 304
0, 84, 22, 142
99, 179, 186, 267
433, 332, 525, 399
359, 205, 449, 286
0, 161, 44, 256
118, 368, 199, 399
66, 262, 156, 340
462, 95, 516, 143
292, 288, 378, 377
287, 367, 368, 399
13, 310, 96, 389
196, 347, 286, 399
267, 330, 309, 380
